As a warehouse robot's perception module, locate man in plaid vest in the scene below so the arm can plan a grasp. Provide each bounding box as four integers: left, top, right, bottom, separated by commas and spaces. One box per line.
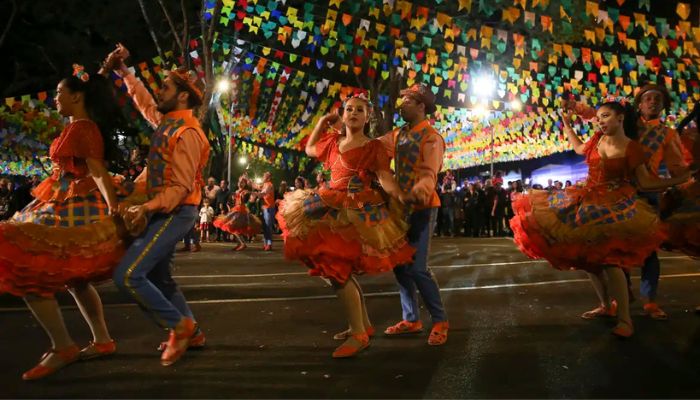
105, 44, 211, 367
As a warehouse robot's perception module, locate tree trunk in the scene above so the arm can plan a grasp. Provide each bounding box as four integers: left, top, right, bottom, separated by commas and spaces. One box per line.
156, 0, 184, 57
135, 0, 164, 61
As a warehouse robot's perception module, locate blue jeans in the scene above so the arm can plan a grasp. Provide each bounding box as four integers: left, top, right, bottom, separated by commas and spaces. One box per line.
441, 207, 454, 236
183, 224, 199, 245
262, 207, 276, 246
393, 208, 447, 323
113, 206, 197, 328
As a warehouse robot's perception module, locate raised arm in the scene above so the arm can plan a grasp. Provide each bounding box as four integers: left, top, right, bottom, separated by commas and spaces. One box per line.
306, 112, 339, 157
111, 43, 163, 128
561, 109, 586, 155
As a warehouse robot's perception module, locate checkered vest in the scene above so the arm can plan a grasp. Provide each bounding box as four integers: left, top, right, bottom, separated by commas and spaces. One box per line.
147, 110, 210, 207
393, 122, 443, 209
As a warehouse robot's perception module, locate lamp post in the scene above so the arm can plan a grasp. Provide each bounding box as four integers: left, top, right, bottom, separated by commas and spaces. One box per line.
216, 79, 234, 184
226, 102, 234, 184
472, 74, 496, 178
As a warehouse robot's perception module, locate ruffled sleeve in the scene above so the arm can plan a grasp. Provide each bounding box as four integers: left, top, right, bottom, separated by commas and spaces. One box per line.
314, 131, 338, 167
52, 120, 105, 160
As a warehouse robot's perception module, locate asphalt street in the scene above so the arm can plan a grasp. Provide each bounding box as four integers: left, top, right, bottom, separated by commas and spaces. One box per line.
1, 237, 700, 398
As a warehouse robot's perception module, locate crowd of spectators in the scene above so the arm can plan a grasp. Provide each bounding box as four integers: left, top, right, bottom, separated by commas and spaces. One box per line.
435, 170, 575, 238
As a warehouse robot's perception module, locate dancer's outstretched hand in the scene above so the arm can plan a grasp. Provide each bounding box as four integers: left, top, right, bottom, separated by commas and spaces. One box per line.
560, 108, 576, 128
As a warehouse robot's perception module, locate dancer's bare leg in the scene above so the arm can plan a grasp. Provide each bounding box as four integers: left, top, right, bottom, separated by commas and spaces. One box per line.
24, 295, 76, 368
606, 266, 633, 332
68, 283, 112, 343
581, 271, 614, 319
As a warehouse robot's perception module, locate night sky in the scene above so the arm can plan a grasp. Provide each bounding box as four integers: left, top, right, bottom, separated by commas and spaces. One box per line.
1, 0, 698, 99
1, 0, 200, 98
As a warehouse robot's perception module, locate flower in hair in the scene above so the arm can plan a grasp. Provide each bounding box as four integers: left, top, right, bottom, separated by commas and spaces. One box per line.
601, 95, 630, 107
344, 92, 373, 108
72, 63, 90, 82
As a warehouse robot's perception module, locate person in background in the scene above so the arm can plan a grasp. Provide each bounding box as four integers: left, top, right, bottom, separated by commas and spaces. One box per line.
203, 177, 220, 205
214, 180, 230, 241
0, 178, 16, 221
199, 198, 215, 243
294, 176, 306, 190
255, 172, 276, 251
315, 171, 330, 190
439, 174, 456, 237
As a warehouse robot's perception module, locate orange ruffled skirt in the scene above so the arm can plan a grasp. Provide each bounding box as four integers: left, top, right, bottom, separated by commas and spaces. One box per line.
509, 184, 666, 273
213, 204, 262, 236
0, 192, 128, 297
660, 179, 700, 257
276, 187, 414, 284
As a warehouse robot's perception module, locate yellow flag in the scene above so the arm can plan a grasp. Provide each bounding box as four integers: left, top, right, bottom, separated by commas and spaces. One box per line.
676, 3, 690, 20
458, 0, 472, 11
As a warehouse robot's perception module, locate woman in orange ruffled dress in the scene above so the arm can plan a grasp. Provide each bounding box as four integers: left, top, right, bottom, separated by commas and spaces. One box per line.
213, 177, 262, 251
277, 94, 413, 358
510, 97, 689, 338
0, 67, 131, 380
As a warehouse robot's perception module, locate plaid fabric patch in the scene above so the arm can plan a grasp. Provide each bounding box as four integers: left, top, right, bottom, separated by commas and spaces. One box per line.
347, 175, 365, 194
12, 194, 109, 227
550, 191, 638, 228
639, 125, 666, 160
147, 118, 185, 196
302, 193, 329, 219
396, 129, 423, 188
360, 203, 390, 225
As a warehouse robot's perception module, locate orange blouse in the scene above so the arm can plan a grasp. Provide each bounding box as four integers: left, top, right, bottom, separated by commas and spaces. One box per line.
583, 132, 645, 186
314, 132, 390, 191
32, 120, 104, 202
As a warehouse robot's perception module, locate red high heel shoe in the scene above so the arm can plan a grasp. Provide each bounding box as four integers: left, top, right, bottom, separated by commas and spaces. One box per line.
332, 332, 369, 358
22, 345, 80, 380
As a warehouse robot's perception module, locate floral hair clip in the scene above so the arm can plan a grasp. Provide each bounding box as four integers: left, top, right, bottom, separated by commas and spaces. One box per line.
344, 92, 373, 108
72, 63, 90, 82
600, 95, 630, 107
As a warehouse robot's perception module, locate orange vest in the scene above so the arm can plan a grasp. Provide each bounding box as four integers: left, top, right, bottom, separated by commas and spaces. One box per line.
393, 121, 443, 209
262, 181, 275, 209
146, 110, 210, 207
637, 118, 677, 176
